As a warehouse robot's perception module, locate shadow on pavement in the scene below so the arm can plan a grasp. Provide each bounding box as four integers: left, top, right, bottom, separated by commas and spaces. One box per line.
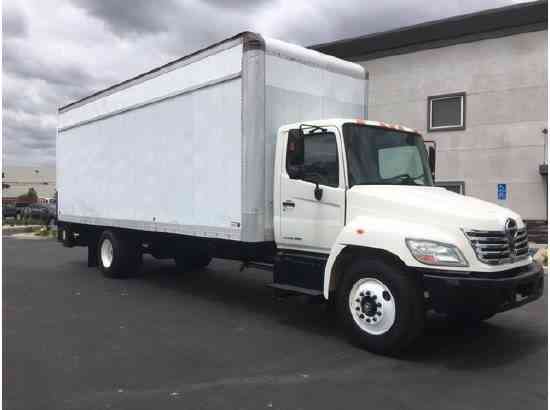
71, 255, 546, 371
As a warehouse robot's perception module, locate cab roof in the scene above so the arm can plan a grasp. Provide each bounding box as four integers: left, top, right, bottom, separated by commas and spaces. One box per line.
279, 119, 420, 135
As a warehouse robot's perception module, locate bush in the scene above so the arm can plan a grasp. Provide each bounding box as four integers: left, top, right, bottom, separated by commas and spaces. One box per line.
32, 226, 57, 238
534, 248, 548, 267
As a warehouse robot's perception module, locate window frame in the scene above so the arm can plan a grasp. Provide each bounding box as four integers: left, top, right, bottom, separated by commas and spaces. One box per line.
427, 92, 466, 132
284, 127, 344, 189
436, 180, 466, 195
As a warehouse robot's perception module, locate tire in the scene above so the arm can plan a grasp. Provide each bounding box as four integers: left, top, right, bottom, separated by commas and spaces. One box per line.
174, 253, 211, 272
337, 258, 424, 355
97, 230, 141, 278
61, 226, 76, 248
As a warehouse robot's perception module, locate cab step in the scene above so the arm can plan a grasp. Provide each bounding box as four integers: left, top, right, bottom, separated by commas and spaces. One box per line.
267, 283, 323, 296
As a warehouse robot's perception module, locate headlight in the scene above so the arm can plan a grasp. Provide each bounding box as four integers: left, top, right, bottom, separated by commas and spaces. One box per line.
405, 239, 468, 267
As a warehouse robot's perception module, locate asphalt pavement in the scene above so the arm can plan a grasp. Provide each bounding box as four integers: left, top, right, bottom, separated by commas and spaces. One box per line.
3, 237, 548, 410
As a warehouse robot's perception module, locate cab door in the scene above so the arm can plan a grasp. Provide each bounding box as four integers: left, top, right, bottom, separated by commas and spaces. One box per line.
278, 126, 346, 254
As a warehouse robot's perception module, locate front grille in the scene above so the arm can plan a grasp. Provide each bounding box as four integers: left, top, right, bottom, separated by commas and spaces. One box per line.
464, 227, 529, 265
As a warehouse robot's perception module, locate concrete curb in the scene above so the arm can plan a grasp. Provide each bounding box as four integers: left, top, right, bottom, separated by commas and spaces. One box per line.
5, 232, 52, 240
2, 225, 42, 236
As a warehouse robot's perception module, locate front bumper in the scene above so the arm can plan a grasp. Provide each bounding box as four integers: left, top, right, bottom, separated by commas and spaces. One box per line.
416, 262, 544, 314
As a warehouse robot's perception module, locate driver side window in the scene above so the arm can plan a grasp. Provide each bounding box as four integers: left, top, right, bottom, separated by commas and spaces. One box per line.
286, 130, 339, 188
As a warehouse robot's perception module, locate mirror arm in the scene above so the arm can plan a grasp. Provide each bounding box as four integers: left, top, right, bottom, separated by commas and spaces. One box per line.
314, 181, 323, 201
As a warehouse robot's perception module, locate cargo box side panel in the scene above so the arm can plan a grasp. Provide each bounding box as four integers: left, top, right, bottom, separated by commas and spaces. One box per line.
264, 53, 366, 238
58, 76, 243, 240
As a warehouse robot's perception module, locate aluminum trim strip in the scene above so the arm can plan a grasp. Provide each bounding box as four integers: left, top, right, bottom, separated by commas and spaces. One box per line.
59, 215, 241, 240
58, 72, 242, 132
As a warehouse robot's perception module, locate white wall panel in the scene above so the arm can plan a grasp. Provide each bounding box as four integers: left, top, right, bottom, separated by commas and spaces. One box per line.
58, 78, 242, 238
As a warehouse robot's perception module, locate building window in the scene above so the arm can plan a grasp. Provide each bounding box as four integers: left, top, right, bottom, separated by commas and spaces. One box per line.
428, 92, 465, 131
436, 181, 465, 195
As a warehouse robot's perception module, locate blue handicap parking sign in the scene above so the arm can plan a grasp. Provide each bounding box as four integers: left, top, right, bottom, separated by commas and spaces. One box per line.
497, 183, 507, 200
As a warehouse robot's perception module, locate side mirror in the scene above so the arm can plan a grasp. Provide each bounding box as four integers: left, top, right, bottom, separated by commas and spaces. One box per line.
425, 141, 436, 180
303, 172, 323, 201
428, 146, 436, 180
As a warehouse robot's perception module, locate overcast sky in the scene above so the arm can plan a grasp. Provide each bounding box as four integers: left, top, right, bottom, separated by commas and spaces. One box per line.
2, 0, 530, 166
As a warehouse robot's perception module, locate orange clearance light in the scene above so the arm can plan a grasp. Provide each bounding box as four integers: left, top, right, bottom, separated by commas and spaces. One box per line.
356, 228, 365, 235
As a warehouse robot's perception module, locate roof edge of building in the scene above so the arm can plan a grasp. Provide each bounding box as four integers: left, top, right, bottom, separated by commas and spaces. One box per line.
310, 1, 548, 60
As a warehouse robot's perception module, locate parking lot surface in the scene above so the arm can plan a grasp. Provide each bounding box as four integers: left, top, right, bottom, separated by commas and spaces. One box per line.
3, 238, 548, 410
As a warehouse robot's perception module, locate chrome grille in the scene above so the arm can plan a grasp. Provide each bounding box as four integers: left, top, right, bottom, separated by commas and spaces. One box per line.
464, 227, 529, 265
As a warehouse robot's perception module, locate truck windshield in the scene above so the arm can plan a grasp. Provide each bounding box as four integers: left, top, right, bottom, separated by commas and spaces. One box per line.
342, 123, 434, 187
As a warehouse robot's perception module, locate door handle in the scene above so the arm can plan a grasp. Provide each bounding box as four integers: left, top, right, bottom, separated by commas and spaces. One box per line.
282, 200, 295, 208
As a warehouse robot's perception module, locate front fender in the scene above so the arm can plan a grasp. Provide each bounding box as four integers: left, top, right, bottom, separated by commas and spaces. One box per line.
322, 215, 465, 298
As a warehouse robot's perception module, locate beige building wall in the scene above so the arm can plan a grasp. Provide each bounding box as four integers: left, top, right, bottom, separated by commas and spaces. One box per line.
361, 30, 547, 220
2, 166, 56, 200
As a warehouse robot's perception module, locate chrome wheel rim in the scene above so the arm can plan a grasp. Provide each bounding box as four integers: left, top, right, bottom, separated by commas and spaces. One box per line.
349, 278, 396, 335
100, 238, 114, 268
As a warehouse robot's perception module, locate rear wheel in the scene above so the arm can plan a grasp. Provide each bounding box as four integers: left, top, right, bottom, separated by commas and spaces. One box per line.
97, 230, 141, 278
174, 253, 211, 272
337, 258, 424, 355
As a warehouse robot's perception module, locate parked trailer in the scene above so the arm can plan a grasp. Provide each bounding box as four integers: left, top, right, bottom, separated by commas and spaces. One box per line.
57, 32, 543, 354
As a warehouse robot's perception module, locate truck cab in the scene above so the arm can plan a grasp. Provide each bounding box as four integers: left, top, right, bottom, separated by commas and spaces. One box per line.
273, 118, 543, 353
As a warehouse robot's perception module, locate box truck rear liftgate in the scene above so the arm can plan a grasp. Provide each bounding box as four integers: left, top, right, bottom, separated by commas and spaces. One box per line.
57, 32, 543, 355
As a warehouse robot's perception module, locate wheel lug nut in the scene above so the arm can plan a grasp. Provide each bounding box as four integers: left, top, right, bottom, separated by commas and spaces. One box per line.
366, 291, 370, 296
372, 317, 377, 322
376, 302, 381, 307
376, 311, 381, 316
366, 318, 371, 323
359, 314, 365, 319
359, 292, 364, 297
355, 299, 360, 302
382, 291, 391, 301
372, 295, 377, 300
356, 307, 360, 311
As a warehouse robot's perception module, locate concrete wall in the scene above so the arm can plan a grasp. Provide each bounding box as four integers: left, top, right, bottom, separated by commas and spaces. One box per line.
361, 30, 548, 220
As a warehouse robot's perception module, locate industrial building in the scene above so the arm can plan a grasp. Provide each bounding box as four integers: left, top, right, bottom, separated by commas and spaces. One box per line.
312, 0, 547, 235
2, 166, 56, 203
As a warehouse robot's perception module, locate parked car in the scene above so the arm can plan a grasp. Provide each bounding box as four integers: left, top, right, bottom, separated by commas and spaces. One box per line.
3, 203, 28, 220
3, 204, 17, 218
23, 203, 56, 225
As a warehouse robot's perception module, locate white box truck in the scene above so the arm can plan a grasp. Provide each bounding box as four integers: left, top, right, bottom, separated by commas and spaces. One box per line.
57, 32, 543, 354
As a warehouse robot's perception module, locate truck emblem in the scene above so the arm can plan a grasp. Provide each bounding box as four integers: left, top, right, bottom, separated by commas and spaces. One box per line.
504, 218, 518, 255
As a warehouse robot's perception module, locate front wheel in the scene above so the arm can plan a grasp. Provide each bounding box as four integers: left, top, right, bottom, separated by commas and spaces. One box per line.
337, 259, 424, 355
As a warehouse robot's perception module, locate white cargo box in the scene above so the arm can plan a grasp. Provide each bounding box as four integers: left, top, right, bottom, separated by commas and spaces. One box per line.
57, 32, 367, 242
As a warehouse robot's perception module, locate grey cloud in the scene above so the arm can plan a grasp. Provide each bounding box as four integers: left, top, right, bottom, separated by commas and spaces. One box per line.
200, 0, 271, 11
3, 40, 105, 89
2, 3, 28, 39
71, 0, 180, 36
3, 0, 525, 166
3, 112, 56, 166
